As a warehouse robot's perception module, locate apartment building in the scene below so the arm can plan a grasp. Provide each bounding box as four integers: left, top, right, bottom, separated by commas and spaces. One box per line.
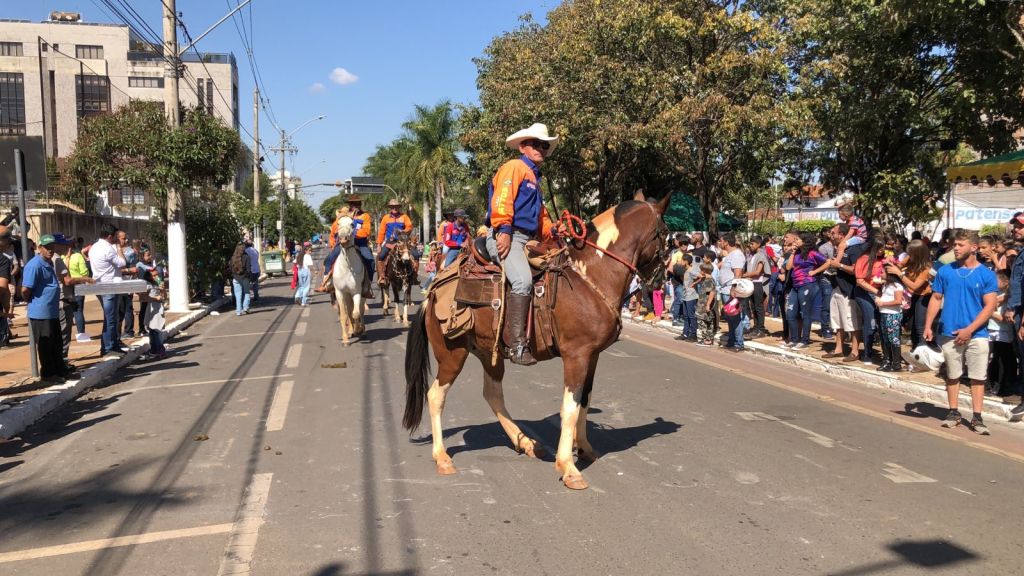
0, 13, 239, 160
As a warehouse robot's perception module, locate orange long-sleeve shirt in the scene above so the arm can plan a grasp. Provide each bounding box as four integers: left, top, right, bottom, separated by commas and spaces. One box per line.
377, 213, 413, 245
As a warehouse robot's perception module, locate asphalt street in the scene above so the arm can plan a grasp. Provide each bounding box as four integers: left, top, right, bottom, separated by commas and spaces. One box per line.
1, 276, 1023, 575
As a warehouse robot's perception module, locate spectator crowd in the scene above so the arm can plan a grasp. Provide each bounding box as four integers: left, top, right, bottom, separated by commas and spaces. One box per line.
641, 204, 1024, 436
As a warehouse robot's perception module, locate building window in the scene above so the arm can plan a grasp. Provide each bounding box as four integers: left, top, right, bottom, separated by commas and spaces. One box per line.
75, 45, 104, 60
76, 75, 110, 117
113, 189, 146, 205
196, 79, 205, 112
0, 73, 26, 136
0, 42, 24, 57
206, 79, 214, 114
128, 76, 164, 88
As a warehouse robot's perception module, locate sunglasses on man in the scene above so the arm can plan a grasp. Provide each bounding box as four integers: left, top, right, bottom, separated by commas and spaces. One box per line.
524, 139, 551, 151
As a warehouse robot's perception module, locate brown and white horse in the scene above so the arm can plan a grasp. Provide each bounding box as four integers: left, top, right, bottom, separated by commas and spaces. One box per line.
402, 192, 670, 490
382, 233, 416, 325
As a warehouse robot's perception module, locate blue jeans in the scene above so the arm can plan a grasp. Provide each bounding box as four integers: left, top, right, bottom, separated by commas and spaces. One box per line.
250, 272, 260, 299
786, 282, 820, 344
682, 299, 697, 339
74, 295, 86, 334
295, 267, 311, 305
767, 272, 782, 316
818, 277, 834, 334
670, 283, 684, 323
724, 295, 747, 349
232, 277, 251, 314
853, 287, 878, 360
356, 244, 375, 277
443, 248, 460, 268
120, 294, 134, 334
98, 294, 120, 354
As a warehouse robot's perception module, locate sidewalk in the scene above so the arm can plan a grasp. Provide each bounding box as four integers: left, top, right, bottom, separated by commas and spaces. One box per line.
624, 310, 1024, 423
0, 294, 228, 439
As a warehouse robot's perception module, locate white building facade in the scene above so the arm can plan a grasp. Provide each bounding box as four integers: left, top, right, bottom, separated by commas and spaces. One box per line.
0, 15, 239, 159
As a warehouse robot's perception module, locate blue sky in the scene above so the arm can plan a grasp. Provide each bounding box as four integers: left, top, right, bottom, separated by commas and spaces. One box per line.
8, 0, 555, 209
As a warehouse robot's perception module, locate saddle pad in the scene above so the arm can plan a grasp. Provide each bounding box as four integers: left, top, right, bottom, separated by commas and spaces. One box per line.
455, 274, 501, 307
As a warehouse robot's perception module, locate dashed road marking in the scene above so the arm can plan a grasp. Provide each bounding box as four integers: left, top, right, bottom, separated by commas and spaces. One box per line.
301, 306, 311, 319
285, 343, 302, 369
0, 524, 233, 564
295, 322, 307, 336
881, 462, 937, 484
216, 473, 273, 576
735, 412, 854, 450
266, 380, 294, 432
605, 348, 637, 358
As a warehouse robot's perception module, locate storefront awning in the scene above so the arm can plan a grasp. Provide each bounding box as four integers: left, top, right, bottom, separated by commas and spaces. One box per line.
946, 149, 1024, 182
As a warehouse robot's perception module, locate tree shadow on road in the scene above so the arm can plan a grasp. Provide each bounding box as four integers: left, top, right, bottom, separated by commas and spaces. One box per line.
0, 393, 127, 462
308, 562, 417, 576
827, 539, 979, 575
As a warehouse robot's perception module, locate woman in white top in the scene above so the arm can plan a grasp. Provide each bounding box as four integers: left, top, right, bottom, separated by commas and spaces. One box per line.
294, 245, 314, 306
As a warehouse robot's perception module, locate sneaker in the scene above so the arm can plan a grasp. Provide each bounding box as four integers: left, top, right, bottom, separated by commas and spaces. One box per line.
1011, 402, 1024, 417
122, 331, 135, 339
695, 341, 712, 347
792, 342, 809, 350
822, 351, 845, 359
779, 341, 794, 349
841, 355, 861, 363
970, 416, 991, 436
730, 346, 746, 353
941, 410, 962, 428
75, 333, 92, 343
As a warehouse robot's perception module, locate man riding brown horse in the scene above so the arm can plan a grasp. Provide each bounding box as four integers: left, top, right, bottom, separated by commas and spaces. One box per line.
484, 123, 559, 366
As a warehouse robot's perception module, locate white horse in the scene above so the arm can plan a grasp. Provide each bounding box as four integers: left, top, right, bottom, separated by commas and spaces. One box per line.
332, 216, 366, 345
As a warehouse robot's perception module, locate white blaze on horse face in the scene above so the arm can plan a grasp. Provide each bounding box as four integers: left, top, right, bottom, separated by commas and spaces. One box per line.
336, 217, 354, 246
591, 210, 620, 257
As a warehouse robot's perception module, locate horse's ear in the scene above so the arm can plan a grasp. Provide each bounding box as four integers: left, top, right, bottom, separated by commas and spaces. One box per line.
654, 191, 673, 216
633, 189, 646, 202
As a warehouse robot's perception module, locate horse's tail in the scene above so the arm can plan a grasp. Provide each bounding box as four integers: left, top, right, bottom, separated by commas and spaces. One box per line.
402, 302, 432, 432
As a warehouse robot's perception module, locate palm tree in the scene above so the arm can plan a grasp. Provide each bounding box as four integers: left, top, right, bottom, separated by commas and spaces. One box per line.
402, 101, 461, 238
363, 138, 430, 240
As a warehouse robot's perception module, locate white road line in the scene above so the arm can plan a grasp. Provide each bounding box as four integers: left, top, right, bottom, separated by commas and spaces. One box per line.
118, 374, 293, 395
285, 343, 302, 369
0, 524, 233, 564
881, 462, 937, 484
301, 306, 311, 318
265, 381, 294, 432
199, 330, 293, 340
734, 412, 855, 450
217, 473, 273, 576
295, 322, 307, 337
605, 348, 636, 358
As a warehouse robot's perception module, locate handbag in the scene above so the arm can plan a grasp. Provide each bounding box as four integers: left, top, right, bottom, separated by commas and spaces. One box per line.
723, 297, 741, 317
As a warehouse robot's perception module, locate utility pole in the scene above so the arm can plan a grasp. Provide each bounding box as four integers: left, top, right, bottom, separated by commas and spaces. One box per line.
163, 0, 189, 313
271, 130, 296, 252
252, 87, 261, 249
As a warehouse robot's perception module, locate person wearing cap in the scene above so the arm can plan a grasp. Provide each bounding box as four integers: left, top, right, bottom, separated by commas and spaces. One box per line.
376, 199, 414, 260
441, 208, 470, 269
1006, 212, 1024, 416
485, 123, 559, 365
51, 233, 95, 367
21, 235, 67, 382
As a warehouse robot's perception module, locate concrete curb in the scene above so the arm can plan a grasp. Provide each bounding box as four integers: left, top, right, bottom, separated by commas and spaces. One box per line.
622, 312, 1022, 423
0, 297, 230, 439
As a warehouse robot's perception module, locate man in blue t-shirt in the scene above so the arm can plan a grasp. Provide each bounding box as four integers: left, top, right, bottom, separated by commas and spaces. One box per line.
924, 229, 998, 435
21, 234, 66, 382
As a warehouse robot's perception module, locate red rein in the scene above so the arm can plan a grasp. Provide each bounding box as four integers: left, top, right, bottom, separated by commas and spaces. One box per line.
557, 209, 639, 275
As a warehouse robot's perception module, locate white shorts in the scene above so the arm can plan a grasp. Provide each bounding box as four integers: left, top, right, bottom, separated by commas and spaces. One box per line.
830, 292, 861, 332
939, 337, 989, 382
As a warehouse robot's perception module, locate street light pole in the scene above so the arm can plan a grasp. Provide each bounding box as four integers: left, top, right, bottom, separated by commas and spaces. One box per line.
271, 115, 324, 253
162, 0, 190, 313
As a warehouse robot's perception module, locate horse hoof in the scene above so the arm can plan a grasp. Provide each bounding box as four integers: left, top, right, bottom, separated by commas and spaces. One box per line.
562, 473, 589, 490
436, 459, 457, 475
524, 442, 546, 459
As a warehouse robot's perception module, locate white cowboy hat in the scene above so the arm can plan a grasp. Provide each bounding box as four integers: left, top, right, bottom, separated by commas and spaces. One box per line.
505, 123, 559, 153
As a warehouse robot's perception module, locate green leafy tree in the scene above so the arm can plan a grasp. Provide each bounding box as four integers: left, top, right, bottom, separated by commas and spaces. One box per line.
64, 101, 242, 222
402, 101, 463, 232
779, 0, 1024, 227
462, 1, 801, 234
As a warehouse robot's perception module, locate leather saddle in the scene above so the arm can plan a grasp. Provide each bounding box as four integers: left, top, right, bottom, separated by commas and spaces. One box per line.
466, 236, 566, 274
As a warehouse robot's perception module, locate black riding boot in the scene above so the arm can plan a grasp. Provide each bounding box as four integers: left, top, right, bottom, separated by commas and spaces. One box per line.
506, 294, 537, 366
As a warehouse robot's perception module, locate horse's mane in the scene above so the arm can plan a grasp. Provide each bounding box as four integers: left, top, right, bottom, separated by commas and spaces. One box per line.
582, 200, 652, 242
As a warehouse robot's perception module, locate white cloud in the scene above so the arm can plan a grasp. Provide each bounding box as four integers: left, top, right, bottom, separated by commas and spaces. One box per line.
329, 67, 359, 86
308, 82, 326, 94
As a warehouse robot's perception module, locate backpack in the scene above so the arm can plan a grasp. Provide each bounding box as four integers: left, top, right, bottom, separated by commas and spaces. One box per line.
232, 251, 250, 277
